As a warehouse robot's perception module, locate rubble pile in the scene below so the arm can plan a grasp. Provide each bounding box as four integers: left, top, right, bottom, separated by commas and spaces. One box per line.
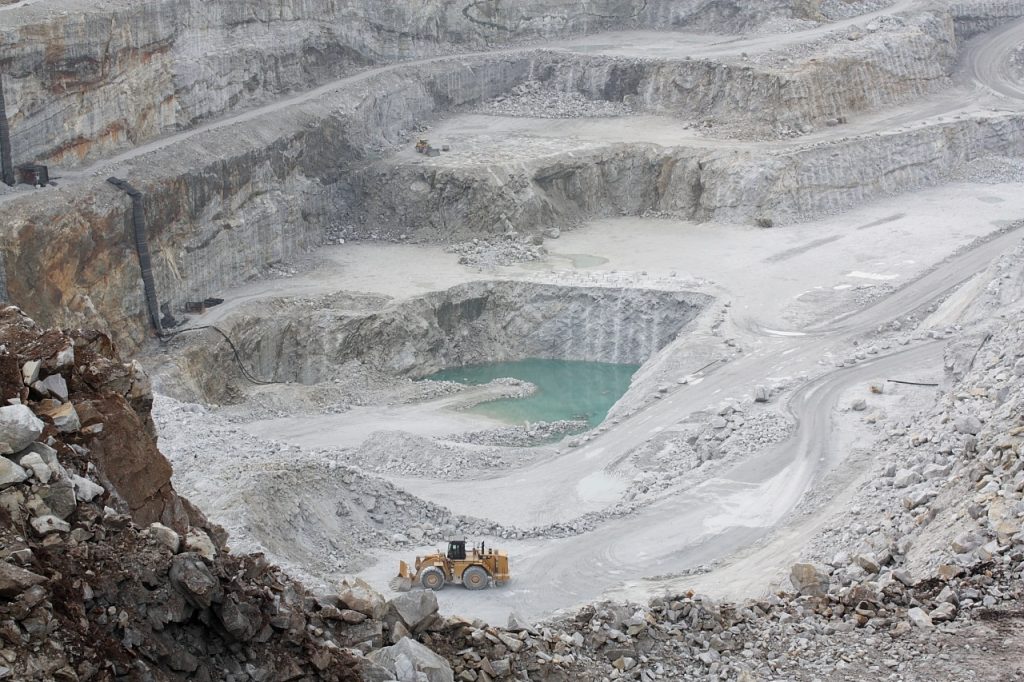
445, 236, 548, 269
948, 155, 1024, 184
351, 431, 517, 479
476, 80, 634, 119
417, 559, 1020, 682
446, 420, 588, 448
820, 0, 896, 21
617, 401, 794, 505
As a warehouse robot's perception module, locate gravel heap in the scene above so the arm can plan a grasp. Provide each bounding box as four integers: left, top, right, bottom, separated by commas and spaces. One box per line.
820, 0, 896, 21
475, 79, 635, 119
949, 155, 1024, 184
616, 399, 794, 506
446, 419, 588, 447
446, 234, 548, 268
347, 430, 533, 479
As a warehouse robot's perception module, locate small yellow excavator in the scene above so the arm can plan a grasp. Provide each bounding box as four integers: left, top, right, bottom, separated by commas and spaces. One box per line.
414, 138, 441, 157
391, 540, 510, 592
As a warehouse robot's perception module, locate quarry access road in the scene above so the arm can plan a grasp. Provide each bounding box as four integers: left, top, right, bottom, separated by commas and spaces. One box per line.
961, 14, 1024, 100
550, 0, 920, 59
420, 12, 1024, 170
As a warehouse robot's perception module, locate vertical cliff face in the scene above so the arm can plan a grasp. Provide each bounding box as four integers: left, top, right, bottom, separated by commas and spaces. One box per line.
530, 11, 955, 135
0, 2, 181, 166
951, 0, 1024, 40
350, 112, 1024, 237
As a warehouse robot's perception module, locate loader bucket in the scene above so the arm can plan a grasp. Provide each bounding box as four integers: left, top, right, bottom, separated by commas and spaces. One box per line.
389, 560, 413, 592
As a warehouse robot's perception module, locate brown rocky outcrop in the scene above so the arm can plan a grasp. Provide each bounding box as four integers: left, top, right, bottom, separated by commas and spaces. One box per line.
0, 307, 369, 679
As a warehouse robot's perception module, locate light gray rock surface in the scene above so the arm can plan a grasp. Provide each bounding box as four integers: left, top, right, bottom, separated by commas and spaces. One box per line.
0, 405, 44, 454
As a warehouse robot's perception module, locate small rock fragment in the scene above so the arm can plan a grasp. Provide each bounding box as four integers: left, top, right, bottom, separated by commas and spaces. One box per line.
0, 458, 28, 489
907, 607, 933, 628
30, 514, 70, 536
149, 522, 181, 553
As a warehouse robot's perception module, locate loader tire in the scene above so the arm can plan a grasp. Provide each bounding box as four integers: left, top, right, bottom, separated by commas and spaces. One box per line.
462, 566, 489, 591
420, 567, 445, 591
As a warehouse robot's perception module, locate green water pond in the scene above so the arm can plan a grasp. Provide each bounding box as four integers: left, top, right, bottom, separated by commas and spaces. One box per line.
427, 358, 638, 427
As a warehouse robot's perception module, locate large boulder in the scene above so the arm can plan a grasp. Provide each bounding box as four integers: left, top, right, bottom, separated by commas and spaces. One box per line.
0, 404, 44, 454
71, 474, 105, 502
18, 452, 50, 483
38, 480, 78, 520
338, 577, 386, 620
790, 563, 830, 598
907, 607, 933, 629
388, 590, 439, 633
216, 596, 262, 641
39, 374, 69, 402
367, 636, 453, 682
954, 415, 982, 435
893, 468, 923, 488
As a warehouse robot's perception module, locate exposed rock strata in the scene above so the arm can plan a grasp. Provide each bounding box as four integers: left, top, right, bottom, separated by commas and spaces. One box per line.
1, 2, 1021, 357
354, 112, 1024, 235
0, 0, 844, 167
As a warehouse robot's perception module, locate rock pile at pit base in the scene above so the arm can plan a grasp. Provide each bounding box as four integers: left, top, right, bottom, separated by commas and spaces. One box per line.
445, 235, 549, 268
476, 80, 635, 119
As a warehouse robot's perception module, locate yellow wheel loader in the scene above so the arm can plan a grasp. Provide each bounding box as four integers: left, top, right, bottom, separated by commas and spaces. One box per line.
390, 540, 510, 592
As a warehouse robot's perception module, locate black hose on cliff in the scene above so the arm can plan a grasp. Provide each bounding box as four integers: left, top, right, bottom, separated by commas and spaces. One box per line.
0, 75, 15, 187
106, 178, 278, 385
159, 325, 279, 386
106, 177, 163, 336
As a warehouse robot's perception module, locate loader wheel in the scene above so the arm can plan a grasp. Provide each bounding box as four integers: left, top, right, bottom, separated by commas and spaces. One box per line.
462, 566, 489, 591
420, 567, 445, 591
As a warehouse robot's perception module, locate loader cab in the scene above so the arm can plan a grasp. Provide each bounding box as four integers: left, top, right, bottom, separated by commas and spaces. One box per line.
447, 540, 466, 561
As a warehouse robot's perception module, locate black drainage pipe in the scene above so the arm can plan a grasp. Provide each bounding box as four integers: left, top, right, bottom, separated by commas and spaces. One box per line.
106, 177, 163, 335
0, 75, 14, 187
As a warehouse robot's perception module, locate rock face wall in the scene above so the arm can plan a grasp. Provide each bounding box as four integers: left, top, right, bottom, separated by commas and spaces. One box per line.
186, 282, 709, 394
0, 0, 814, 167
351, 112, 1024, 236
535, 10, 956, 133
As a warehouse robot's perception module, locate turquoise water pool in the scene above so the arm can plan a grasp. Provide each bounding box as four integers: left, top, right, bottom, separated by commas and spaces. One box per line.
427, 358, 638, 427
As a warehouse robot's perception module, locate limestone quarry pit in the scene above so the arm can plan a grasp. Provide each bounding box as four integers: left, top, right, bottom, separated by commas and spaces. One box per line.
3, 0, 1024, 680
